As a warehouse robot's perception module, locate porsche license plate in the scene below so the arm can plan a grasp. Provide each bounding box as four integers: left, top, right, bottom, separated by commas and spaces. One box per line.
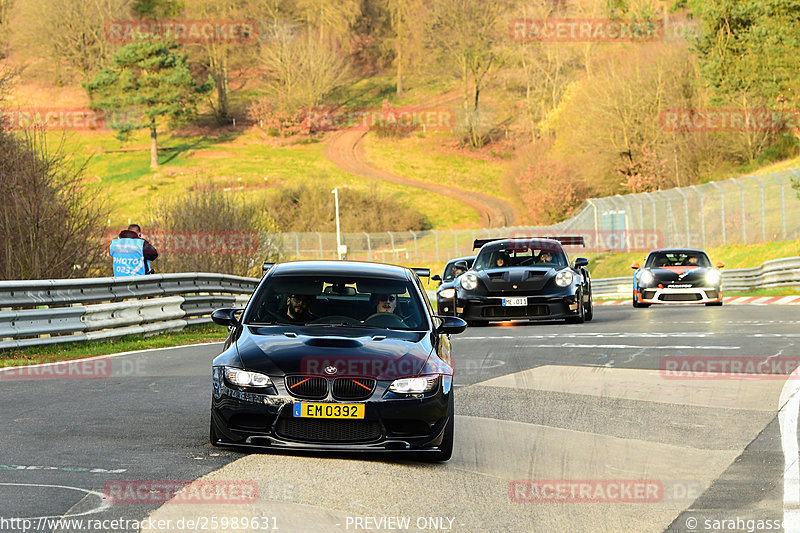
293, 403, 365, 419
502, 297, 527, 306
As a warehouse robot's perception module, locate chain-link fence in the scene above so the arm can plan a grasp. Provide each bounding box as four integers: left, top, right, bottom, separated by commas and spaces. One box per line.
275, 169, 800, 262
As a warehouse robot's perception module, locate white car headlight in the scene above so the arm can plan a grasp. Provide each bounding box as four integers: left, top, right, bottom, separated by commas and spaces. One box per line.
706, 270, 721, 285
460, 273, 479, 291
388, 376, 439, 394
639, 270, 655, 285
555, 270, 573, 287
224, 367, 273, 388
439, 288, 456, 299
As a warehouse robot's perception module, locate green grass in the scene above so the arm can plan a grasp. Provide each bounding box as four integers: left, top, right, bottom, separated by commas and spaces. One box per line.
53, 128, 475, 230
0, 323, 227, 366
362, 132, 511, 202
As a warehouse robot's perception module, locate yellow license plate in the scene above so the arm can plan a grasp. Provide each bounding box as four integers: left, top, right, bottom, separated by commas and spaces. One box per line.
293, 403, 365, 419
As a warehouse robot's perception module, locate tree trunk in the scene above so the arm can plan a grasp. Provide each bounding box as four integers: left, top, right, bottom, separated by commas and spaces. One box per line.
150, 119, 158, 171
396, 46, 403, 96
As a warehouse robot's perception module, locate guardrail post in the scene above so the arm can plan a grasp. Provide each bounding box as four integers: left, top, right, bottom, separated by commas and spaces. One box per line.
709, 181, 726, 246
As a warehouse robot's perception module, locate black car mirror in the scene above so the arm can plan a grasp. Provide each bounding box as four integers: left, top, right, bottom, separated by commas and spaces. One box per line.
574, 257, 589, 268
211, 308, 242, 327
454, 261, 468, 271
431, 274, 442, 282
435, 315, 467, 335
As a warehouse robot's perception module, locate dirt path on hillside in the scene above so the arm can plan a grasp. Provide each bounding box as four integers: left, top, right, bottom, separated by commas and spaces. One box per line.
324, 96, 518, 228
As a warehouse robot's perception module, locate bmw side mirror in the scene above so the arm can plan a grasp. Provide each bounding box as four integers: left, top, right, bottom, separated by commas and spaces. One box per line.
574, 257, 589, 268
211, 308, 242, 327
435, 315, 467, 335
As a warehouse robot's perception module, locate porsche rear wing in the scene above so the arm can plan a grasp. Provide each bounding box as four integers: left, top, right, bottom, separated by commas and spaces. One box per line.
472, 236, 585, 249
411, 268, 431, 279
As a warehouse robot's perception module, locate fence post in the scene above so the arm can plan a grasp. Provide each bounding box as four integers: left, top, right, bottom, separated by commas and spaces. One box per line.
733, 178, 746, 244
434, 230, 440, 261
588, 199, 599, 253
675, 188, 690, 247
451, 229, 457, 256
364, 232, 371, 260
751, 176, 766, 243
388, 232, 396, 261
410, 230, 418, 261
690, 185, 705, 249
294, 232, 300, 259
315, 232, 323, 259
709, 181, 726, 246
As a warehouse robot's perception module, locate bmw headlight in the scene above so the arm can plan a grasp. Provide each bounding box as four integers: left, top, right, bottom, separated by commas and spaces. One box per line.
388, 376, 439, 394
460, 273, 479, 291
224, 367, 273, 388
555, 270, 573, 287
439, 288, 456, 299
706, 270, 721, 285
639, 270, 655, 285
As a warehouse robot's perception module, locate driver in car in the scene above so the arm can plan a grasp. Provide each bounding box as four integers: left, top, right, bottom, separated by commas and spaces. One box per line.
283, 294, 316, 324
370, 293, 397, 314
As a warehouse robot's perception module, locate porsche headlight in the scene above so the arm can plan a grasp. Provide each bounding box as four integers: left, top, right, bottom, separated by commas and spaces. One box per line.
439, 288, 456, 299
388, 376, 439, 394
460, 273, 479, 291
224, 367, 273, 388
554, 270, 573, 287
639, 270, 655, 285
706, 270, 721, 285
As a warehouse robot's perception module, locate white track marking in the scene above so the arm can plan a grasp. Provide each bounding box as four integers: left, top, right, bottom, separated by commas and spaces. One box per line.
780, 364, 800, 532
0, 483, 110, 519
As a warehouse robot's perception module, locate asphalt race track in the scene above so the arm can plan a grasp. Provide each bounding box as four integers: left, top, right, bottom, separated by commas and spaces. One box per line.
1, 304, 799, 533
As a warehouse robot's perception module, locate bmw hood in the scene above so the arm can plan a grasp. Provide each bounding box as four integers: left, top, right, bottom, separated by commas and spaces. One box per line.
235, 326, 433, 379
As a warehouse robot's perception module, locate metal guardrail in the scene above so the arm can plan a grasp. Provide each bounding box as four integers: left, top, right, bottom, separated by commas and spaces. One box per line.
0, 273, 258, 350
2, 259, 798, 349
591, 257, 800, 299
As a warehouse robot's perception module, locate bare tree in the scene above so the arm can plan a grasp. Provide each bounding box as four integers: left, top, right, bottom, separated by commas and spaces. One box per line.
0, 128, 108, 280
10, 0, 132, 80
427, 0, 510, 147
259, 23, 349, 110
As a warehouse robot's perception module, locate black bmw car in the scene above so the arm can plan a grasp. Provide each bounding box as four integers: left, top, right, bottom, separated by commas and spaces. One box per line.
432, 255, 475, 316
453, 237, 593, 325
209, 261, 467, 461
632, 248, 724, 307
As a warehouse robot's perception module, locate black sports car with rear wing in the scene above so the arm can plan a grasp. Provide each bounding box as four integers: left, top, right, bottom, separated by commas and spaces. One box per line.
452, 237, 593, 325
209, 260, 467, 461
